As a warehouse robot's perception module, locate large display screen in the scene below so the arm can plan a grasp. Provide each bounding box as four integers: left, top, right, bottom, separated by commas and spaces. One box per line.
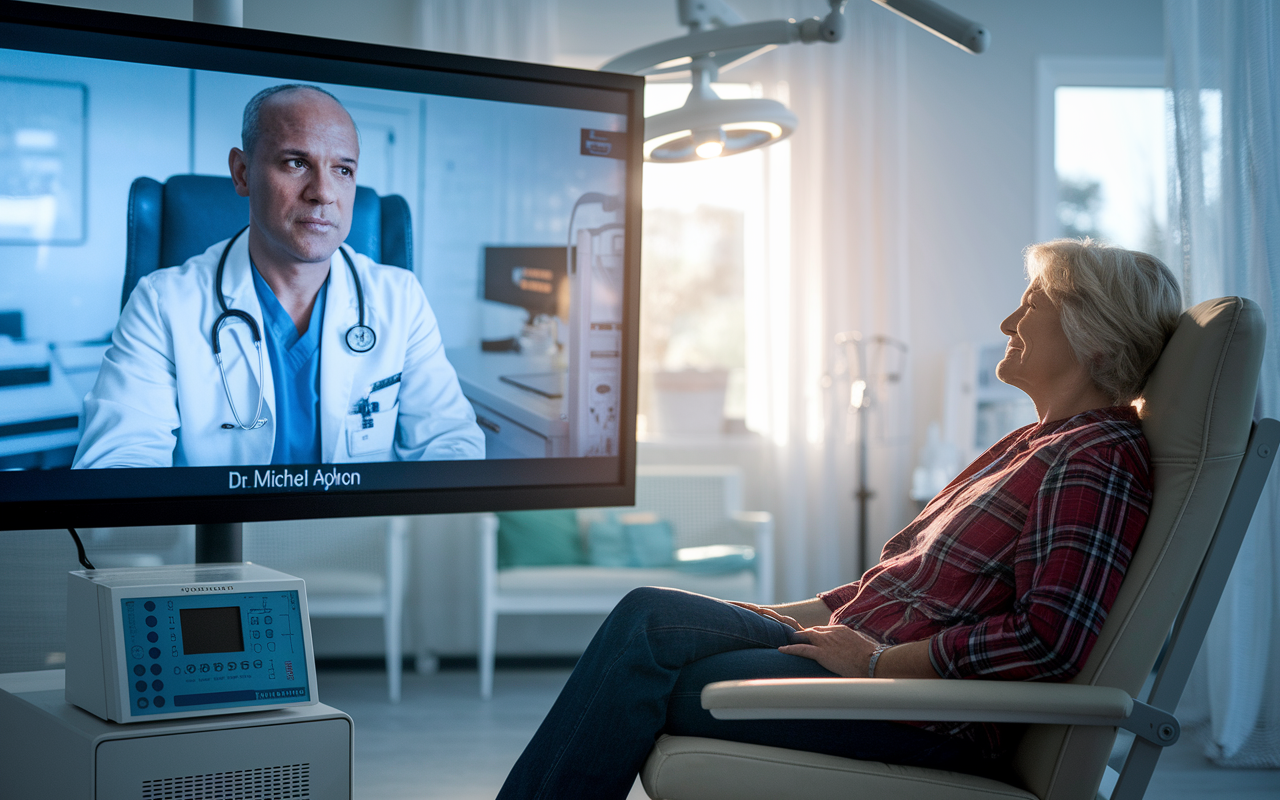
0, 2, 642, 527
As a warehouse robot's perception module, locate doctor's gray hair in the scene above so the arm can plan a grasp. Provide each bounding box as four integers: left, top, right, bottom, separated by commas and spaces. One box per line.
241, 84, 356, 156
1025, 238, 1182, 405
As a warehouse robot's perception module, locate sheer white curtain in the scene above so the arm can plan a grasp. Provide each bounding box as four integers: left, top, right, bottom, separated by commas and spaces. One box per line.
1166, 0, 1280, 767
412, 0, 558, 63
743, 1, 915, 601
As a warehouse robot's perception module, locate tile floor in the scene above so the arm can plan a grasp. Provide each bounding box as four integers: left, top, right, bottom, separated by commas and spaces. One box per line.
318, 667, 1279, 800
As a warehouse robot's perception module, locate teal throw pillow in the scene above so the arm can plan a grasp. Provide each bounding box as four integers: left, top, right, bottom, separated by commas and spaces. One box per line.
587, 512, 675, 568
587, 518, 631, 567
496, 509, 585, 569
623, 518, 675, 567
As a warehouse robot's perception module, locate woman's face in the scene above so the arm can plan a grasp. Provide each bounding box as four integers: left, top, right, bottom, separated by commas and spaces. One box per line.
996, 284, 1083, 399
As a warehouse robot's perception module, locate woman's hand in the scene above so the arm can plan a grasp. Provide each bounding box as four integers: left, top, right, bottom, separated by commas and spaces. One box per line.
778, 625, 880, 677
729, 597, 832, 631
728, 601, 803, 631
779, 630, 942, 679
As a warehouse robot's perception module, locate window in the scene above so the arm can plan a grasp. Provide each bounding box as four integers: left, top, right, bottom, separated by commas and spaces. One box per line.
638, 82, 770, 438
1035, 58, 1167, 251
1054, 86, 1168, 251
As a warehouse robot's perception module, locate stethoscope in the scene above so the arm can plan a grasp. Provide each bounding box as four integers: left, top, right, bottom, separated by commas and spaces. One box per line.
211, 226, 378, 431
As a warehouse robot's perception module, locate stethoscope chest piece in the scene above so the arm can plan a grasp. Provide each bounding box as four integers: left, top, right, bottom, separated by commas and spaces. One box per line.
346, 324, 376, 353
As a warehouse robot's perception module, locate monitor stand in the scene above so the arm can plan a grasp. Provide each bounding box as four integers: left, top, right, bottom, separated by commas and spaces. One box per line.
195, 522, 242, 563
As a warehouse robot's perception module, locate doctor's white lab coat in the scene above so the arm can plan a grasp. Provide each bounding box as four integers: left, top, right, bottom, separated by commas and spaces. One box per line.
73, 234, 485, 467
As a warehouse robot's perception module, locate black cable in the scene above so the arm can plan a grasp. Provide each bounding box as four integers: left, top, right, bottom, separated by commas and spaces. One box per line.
67, 528, 95, 570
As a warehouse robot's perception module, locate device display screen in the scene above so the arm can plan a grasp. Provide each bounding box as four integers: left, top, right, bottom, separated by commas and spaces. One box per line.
179, 606, 246, 655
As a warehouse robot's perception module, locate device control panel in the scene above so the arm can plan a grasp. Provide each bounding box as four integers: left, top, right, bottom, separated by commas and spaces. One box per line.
122, 590, 308, 717
66, 563, 318, 723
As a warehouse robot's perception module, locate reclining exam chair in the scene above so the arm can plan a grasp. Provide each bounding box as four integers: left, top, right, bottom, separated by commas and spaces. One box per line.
641, 296, 1275, 800
121, 174, 413, 307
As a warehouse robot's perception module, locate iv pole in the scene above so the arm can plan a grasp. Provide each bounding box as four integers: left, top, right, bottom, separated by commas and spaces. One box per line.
833, 331, 907, 574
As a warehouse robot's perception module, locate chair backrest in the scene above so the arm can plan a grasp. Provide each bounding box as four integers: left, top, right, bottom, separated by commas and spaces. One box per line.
1012, 297, 1267, 800
578, 465, 747, 550
122, 174, 414, 309
243, 516, 392, 586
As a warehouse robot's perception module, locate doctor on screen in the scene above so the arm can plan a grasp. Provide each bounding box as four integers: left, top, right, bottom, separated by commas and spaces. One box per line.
73, 84, 485, 468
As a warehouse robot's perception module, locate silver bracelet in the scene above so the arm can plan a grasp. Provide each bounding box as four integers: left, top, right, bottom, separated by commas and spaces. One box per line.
868, 643, 892, 678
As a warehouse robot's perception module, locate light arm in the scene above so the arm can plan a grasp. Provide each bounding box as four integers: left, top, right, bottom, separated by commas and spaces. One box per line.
600, 17, 839, 77
602, 0, 985, 77
871, 0, 989, 53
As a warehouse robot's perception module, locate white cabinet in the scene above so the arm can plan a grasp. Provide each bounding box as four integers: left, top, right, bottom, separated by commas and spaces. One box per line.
448, 349, 569, 459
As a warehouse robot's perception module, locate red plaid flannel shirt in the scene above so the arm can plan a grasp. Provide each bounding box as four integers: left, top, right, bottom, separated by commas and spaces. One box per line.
819, 406, 1152, 757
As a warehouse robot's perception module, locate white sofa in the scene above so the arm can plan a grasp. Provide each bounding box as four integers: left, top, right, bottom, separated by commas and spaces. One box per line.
477, 465, 774, 698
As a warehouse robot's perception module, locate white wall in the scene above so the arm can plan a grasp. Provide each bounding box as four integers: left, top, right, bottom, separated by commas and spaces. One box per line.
0, 51, 189, 342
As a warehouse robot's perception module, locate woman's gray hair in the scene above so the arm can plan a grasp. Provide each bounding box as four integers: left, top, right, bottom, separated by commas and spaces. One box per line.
1025, 238, 1182, 405
241, 84, 352, 156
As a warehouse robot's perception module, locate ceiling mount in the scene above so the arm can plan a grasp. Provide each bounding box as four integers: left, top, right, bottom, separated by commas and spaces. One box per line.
603, 0, 988, 162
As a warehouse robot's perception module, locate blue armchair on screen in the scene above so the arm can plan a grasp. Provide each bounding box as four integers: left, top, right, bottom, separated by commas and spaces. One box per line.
122, 174, 413, 307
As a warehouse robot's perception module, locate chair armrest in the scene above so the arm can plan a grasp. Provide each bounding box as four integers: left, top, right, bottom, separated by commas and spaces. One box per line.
702, 678, 1179, 745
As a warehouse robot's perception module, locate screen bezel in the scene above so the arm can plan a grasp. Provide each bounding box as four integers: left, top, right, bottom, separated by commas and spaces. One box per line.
0, 1, 642, 528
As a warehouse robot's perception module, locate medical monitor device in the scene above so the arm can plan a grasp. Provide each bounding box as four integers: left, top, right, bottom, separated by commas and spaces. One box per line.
65, 563, 317, 723
484, 246, 570, 321
0, 1, 643, 529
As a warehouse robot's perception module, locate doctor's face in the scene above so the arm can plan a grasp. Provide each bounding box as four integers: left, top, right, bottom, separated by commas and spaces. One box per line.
230, 89, 359, 269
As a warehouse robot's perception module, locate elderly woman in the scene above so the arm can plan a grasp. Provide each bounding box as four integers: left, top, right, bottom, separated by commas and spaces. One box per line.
497, 239, 1183, 799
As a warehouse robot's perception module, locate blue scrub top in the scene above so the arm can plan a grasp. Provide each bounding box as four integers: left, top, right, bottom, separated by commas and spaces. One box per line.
252, 266, 327, 465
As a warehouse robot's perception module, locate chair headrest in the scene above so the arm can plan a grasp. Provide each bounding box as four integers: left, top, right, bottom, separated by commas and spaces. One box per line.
124, 174, 412, 310
157, 175, 386, 268
1141, 296, 1265, 463
158, 176, 250, 271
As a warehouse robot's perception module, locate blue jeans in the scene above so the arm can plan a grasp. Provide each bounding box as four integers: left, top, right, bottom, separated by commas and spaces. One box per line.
497, 587, 986, 800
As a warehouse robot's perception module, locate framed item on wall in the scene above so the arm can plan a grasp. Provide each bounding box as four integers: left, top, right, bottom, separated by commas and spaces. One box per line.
0, 76, 87, 244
